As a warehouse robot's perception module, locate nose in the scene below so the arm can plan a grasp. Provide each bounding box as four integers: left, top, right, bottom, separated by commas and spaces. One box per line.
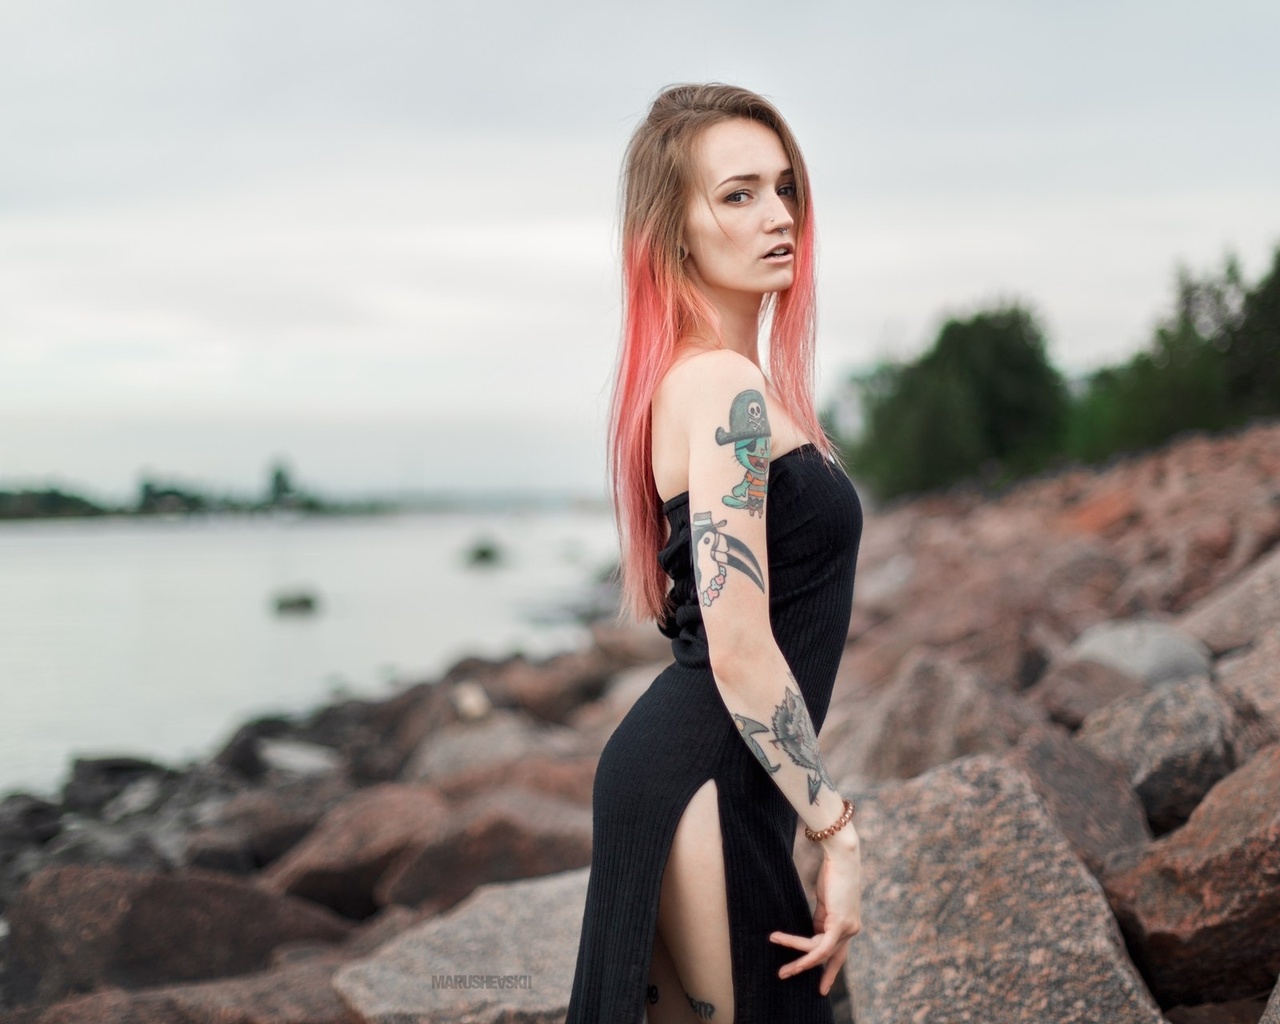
766, 193, 795, 233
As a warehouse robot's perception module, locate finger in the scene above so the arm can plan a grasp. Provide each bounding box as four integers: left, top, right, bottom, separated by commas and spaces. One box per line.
768, 931, 817, 952
818, 943, 850, 996
779, 934, 839, 978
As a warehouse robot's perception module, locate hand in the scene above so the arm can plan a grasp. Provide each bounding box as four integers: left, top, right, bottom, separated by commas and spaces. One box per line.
769, 832, 862, 996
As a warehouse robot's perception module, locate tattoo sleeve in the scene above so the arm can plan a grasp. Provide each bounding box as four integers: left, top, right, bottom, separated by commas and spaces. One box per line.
733, 674, 838, 804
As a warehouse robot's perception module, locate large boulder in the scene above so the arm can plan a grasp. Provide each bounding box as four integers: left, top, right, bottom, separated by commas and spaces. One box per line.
333, 867, 588, 1024
840, 653, 1044, 782
373, 788, 593, 914
0, 959, 358, 1024
1076, 676, 1270, 833
1179, 544, 1280, 655
1102, 743, 1280, 1006
1003, 723, 1151, 877
435, 753, 598, 806
473, 647, 615, 724
6, 863, 351, 1008
844, 755, 1163, 1024
257, 783, 449, 919
181, 772, 353, 874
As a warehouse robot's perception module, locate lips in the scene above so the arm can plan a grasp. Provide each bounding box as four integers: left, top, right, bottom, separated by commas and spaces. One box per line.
763, 243, 794, 260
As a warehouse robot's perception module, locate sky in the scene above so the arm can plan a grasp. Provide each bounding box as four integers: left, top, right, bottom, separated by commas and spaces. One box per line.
2, 0, 1277, 502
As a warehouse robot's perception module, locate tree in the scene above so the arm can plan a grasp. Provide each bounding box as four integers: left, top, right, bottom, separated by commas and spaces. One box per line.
844, 302, 1068, 500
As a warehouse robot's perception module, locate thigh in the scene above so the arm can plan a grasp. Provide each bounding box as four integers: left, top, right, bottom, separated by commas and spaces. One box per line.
655, 778, 735, 1023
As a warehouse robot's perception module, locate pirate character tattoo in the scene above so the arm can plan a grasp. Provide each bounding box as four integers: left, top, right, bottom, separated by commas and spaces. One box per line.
715, 389, 771, 516
691, 511, 764, 607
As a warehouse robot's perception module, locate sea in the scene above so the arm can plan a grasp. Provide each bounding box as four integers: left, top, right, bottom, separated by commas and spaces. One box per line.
0, 507, 619, 801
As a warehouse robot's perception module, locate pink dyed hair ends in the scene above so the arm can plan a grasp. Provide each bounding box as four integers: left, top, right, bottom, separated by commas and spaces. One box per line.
608, 84, 834, 624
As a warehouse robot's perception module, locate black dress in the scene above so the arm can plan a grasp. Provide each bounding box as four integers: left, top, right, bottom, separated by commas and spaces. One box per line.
566, 443, 863, 1023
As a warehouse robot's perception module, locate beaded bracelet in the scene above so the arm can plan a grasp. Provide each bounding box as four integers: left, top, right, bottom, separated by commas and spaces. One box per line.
804, 798, 856, 842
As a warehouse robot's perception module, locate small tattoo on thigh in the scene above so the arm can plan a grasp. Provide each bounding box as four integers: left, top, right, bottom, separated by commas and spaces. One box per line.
647, 982, 659, 1004
686, 993, 716, 1019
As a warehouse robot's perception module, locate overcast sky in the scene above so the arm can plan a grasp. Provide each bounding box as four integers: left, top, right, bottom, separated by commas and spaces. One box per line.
2, 0, 1277, 501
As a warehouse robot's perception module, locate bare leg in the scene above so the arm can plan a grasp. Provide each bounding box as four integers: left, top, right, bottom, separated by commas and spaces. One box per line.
652, 779, 735, 1023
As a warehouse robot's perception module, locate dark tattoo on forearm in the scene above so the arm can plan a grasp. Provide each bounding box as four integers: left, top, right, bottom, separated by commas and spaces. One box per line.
735, 678, 838, 804
715, 389, 771, 516
692, 512, 764, 607
773, 682, 838, 803
734, 713, 780, 773
686, 992, 716, 1019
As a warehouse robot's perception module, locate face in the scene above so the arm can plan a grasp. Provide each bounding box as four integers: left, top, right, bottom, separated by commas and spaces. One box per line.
683, 118, 798, 302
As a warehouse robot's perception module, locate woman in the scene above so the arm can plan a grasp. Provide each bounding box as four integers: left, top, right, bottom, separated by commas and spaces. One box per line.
566, 83, 864, 1024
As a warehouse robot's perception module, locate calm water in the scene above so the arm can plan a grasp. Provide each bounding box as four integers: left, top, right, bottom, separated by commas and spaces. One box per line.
0, 509, 618, 800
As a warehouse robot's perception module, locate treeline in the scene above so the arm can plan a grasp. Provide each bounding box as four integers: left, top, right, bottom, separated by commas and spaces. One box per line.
835, 244, 1280, 502
0, 462, 344, 521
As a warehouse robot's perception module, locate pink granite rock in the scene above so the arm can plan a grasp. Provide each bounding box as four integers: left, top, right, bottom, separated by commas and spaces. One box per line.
374, 788, 593, 913
401, 708, 582, 784
1077, 676, 1267, 833
1214, 623, 1280, 737
1004, 722, 1152, 876
1102, 743, 1280, 1006
1179, 544, 1280, 655
842, 652, 1044, 781
1, 959, 360, 1023
1024, 656, 1147, 729
845, 755, 1163, 1023
434, 753, 598, 806
333, 867, 589, 1024
472, 646, 615, 724
257, 782, 450, 918
6, 863, 351, 1008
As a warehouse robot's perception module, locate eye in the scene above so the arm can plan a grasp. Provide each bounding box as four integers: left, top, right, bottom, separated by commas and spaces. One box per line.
778, 182, 797, 199
725, 190, 750, 204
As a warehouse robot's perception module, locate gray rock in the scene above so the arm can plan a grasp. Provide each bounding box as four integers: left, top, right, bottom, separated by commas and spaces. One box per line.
1066, 619, 1211, 686
402, 708, 581, 784
333, 867, 588, 1023
1262, 983, 1280, 1024
845, 756, 1163, 1024
1076, 676, 1260, 833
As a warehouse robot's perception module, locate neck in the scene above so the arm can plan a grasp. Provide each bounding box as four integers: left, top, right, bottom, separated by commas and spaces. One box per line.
689, 280, 766, 366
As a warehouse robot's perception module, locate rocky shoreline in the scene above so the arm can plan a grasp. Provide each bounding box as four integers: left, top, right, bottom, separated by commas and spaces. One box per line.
2, 422, 1279, 1024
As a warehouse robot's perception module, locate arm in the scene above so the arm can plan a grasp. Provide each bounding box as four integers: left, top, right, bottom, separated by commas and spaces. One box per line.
677, 350, 862, 991
679, 350, 855, 847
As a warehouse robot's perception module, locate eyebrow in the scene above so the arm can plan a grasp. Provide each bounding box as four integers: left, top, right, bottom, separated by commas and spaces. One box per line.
715, 168, 795, 189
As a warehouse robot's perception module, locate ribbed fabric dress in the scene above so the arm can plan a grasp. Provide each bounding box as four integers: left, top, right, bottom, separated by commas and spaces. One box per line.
566, 443, 864, 1024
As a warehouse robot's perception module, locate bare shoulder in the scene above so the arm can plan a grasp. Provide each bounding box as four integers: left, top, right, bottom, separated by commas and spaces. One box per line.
655, 348, 762, 419
652, 349, 770, 503
663, 347, 767, 396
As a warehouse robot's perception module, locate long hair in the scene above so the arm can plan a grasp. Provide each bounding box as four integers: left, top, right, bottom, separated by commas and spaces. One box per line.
608, 83, 833, 624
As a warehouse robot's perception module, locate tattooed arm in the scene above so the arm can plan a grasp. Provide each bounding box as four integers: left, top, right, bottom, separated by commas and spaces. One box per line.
673, 350, 855, 849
